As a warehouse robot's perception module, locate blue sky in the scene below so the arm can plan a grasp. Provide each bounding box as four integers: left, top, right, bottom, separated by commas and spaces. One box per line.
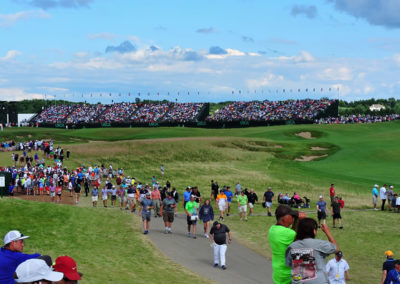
1, 0, 400, 103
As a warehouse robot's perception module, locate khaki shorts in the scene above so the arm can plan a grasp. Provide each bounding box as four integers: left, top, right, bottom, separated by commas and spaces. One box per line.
239, 205, 247, 213
372, 196, 378, 205
163, 212, 174, 223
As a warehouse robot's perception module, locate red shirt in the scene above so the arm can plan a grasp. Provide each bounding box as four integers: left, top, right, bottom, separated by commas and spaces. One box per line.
329, 186, 335, 196
339, 200, 344, 208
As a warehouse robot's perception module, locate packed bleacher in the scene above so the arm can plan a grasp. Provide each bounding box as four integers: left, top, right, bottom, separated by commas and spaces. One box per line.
315, 114, 400, 124
207, 99, 334, 122
32, 102, 206, 125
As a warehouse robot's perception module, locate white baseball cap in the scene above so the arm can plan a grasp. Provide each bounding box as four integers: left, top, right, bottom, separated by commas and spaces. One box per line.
15, 259, 63, 283
319, 195, 323, 199
4, 230, 29, 245
374, 184, 379, 188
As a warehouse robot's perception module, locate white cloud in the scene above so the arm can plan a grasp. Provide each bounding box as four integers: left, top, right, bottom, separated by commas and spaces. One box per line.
0, 88, 44, 101
320, 67, 353, 81
276, 51, 315, 63
0, 10, 50, 27
393, 54, 400, 65
0, 50, 21, 61
246, 73, 285, 89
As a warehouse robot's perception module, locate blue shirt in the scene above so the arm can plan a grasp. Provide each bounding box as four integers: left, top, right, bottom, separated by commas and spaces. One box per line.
386, 269, 400, 284
372, 187, 379, 197
91, 188, 98, 196
141, 199, 154, 216
225, 190, 233, 202
0, 248, 40, 284
317, 200, 327, 212
183, 190, 192, 202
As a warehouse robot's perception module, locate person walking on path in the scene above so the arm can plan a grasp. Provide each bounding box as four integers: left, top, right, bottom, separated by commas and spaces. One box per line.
263, 187, 274, 216
151, 186, 162, 217
185, 195, 199, 239
216, 190, 227, 221
209, 221, 232, 270
248, 188, 258, 216
382, 250, 396, 284
386, 186, 394, 211
224, 187, 233, 216
380, 184, 387, 211
91, 186, 98, 207
268, 205, 306, 284
331, 196, 343, 229
237, 191, 248, 221
199, 199, 214, 238
140, 193, 154, 234
329, 184, 335, 205
317, 195, 327, 227
372, 184, 379, 210
160, 192, 176, 234
0, 230, 41, 284
285, 219, 339, 283
326, 251, 350, 284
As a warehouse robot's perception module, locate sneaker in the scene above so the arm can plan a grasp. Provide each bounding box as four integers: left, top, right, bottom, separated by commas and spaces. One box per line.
193, 236, 197, 239
226, 213, 230, 216
213, 263, 219, 268
221, 265, 226, 270
187, 233, 191, 238
168, 230, 172, 234
268, 212, 272, 216
339, 226, 343, 229
245, 218, 248, 222
204, 233, 209, 238
144, 230, 148, 235
221, 218, 224, 221
373, 208, 378, 210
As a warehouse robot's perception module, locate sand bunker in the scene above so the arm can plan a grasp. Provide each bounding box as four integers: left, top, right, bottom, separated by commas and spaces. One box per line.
295, 154, 328, 162
295, 132, 314, 139
311, 147, 328, 151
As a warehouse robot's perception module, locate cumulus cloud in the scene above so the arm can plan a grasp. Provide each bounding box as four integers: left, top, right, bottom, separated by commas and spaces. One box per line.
209, 46, 227, 55
247, 73, 285, 89
328, 0, 400, 28
0, 10, 49, 27
13, 0, 93, 9
276, 51, 315, 63
319, 67, 353, 81
0, 88, 44, 101
87, 32, 116, 40
196, 27, 216, 34
105, 41, 136, 54
0, 50, 22, 61
291, 5, 317, 19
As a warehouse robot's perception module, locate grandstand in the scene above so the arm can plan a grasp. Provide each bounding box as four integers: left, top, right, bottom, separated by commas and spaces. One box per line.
30, 99, 338, 128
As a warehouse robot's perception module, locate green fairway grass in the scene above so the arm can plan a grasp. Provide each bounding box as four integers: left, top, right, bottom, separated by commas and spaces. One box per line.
1, 122, 400, 283
0, 198, 212, 284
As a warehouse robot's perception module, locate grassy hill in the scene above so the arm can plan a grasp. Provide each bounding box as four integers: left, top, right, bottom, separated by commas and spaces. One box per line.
1, 122, 400, 283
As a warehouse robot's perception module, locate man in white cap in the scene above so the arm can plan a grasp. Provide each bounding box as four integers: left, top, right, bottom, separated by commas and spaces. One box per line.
15, 258, 63, 283
0, 230, 40, 284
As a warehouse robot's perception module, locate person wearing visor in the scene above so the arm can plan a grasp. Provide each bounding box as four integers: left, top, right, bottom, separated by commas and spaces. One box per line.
268, 205, 306, 284
0, 230, 41, 284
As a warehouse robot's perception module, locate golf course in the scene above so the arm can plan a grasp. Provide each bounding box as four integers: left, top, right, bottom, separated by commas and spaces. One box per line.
1, 121, 399, 283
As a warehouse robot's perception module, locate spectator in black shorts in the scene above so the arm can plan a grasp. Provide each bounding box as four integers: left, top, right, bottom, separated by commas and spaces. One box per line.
331, 196, 343, 229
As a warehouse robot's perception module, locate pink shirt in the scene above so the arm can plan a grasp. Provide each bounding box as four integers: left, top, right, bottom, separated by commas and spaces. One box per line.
151, 190, 161, 200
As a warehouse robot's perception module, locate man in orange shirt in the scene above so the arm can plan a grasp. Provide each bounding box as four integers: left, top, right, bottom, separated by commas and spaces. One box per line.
216, 190, 227, 221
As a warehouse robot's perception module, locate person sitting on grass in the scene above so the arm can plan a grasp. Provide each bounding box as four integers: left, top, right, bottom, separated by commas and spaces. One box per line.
53, 255, 83, 284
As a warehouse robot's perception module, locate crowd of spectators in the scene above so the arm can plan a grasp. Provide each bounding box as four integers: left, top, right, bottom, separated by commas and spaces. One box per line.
65, 104, 108, 124
161, 103, 204, 123
315, 114, 400, 124
207, 99, 334, 122
32, 102, 206, 124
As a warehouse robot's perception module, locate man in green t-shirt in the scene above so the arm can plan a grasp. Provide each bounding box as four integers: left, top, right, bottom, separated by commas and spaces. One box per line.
185, 195, 199, 239
268, 205, 306, 284
237, 191, 248, 221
